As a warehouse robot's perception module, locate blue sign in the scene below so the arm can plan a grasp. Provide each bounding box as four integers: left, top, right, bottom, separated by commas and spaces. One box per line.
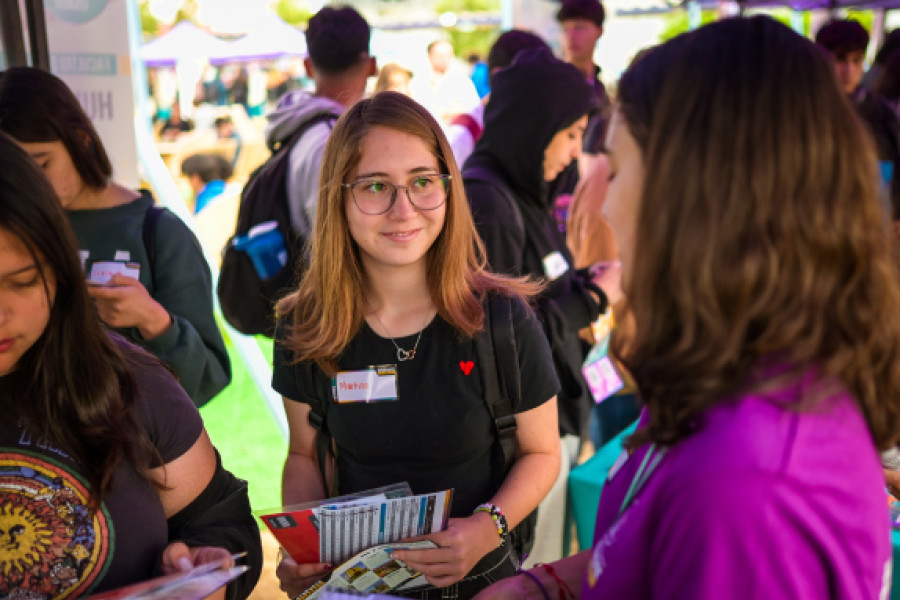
46, 0, 107, 24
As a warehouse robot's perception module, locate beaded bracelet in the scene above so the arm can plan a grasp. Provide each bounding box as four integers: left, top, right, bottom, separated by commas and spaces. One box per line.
473, 502, 509, 543
520, 569, 552, 600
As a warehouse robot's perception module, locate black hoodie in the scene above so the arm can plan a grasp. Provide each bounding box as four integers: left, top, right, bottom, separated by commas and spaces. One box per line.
463, 48, 603, 439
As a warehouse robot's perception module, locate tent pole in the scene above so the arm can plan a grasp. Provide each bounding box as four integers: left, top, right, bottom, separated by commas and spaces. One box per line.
688, 0, 702, 30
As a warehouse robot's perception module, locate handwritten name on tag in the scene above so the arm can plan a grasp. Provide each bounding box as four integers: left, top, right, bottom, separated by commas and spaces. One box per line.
334, 366, 398, 403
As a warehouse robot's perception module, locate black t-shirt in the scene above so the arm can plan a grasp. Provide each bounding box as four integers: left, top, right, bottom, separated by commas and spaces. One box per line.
273, 295, 560, 517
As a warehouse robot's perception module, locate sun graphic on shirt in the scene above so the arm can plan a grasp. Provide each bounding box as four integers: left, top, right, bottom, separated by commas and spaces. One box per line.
0, 503, 54, 577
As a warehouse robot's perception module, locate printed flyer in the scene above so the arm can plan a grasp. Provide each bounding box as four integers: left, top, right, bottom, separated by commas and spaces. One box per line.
258, 484, 452, 566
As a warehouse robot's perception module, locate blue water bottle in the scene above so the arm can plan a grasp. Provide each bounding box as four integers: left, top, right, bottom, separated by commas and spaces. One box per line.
232, 221, 288, 280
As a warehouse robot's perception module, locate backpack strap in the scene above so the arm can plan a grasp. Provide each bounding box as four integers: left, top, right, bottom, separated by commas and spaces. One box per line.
142, 204, 165, 292
306, 364, 340, 497
475, 294, 521, 476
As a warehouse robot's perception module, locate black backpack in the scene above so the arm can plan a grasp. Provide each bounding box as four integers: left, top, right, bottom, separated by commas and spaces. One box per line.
218, 113, 337, 337
304, 294, 538, 563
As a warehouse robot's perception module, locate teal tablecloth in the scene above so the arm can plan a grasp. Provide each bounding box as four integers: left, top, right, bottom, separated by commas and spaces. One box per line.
892, 529, 900, 600
569, 420, 637, 551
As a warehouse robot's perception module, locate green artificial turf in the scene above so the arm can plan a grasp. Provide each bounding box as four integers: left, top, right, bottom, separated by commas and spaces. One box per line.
199, 333, 286, 517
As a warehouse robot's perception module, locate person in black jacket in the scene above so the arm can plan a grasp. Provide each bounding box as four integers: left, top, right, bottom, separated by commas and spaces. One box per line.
463, 47, 621, 565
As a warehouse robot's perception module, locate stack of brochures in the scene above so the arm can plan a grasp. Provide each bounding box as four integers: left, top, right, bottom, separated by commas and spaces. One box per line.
257, 483, 454, 600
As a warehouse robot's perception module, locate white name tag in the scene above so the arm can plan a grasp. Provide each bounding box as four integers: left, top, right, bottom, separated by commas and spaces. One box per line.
542, 251, 569, 280
88, 261, 141, 285
333, 366, 398, 403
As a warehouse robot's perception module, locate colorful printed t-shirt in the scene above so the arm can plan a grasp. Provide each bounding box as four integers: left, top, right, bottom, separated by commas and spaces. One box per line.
0, 341, 203, 598
582, 370, 891, 599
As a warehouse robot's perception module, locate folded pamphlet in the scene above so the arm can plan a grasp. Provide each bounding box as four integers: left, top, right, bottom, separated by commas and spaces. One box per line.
295, 540, 437, 600
257, 483, 453, 566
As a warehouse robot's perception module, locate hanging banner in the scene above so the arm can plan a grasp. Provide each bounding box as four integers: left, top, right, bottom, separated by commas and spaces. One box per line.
44, 0, 140, 187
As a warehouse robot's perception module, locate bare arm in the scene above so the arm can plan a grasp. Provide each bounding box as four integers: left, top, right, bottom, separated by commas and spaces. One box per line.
278, 397, 333, 598
281, 398, 328, 505
473, 550, 591, 600
488, 396, 561, 529
151, 430, 229, 600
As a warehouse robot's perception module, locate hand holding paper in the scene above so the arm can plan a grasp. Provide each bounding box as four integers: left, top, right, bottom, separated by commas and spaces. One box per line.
276, 553, 333, 599
392, 514, 499, 589
161, 542, 235, 574
87, 274, 172, 339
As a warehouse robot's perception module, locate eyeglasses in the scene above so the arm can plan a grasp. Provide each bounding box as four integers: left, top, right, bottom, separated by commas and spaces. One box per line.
342, 174, 451, 215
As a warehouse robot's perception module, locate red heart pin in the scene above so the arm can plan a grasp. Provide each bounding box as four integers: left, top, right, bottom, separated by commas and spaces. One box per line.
459, 361, 474, 376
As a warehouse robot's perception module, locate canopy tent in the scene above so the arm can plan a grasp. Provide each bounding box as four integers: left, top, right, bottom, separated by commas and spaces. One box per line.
680, 0, 900, 10
225, 14, 307, 61
141, 21, 232, 66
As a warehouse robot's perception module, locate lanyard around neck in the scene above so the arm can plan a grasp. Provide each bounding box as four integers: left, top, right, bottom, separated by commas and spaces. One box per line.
618, 443, 667, 518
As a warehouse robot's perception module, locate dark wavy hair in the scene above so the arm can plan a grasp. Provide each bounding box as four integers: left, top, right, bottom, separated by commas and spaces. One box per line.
615, 16, 900, 450
0, 132, 158, 506
0, 67, 112, 189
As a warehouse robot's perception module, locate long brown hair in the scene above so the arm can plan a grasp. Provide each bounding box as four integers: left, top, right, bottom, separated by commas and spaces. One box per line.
615, 16, 900, 450
277, 92, 537, 374
0, 133, 159, 507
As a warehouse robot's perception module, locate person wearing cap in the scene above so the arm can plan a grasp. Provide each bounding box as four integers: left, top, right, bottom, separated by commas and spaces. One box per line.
463, 47, 621, 566
557, 0, 611, 174
264, 5, 377, 239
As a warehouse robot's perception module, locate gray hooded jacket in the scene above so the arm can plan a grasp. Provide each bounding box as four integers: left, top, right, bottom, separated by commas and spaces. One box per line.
264, 90, 342, 236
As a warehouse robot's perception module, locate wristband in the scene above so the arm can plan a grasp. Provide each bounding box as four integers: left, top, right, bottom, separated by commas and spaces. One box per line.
473, 502, 509, 542
538, 563, 576, 600
520, 569, 552, 600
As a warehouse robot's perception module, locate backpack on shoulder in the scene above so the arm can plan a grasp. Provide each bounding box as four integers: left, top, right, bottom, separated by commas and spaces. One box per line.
304, 294, 537, 564
217, 113, 336, 337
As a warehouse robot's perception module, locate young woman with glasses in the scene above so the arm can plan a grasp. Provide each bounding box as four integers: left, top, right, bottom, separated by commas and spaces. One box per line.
272, 91, 562, 600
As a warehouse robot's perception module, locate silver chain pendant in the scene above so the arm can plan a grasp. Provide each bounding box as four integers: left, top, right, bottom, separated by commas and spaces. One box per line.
397, 348, 416, 361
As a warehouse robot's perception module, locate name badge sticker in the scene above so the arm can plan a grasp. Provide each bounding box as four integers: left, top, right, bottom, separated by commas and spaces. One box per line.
333, 365, 398, 403
583, 356, 625, 404
582, 334, 625, 404
542, 251, 569, 280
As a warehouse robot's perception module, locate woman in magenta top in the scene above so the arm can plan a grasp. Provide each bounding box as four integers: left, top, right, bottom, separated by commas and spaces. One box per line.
475, 15, 900, 600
